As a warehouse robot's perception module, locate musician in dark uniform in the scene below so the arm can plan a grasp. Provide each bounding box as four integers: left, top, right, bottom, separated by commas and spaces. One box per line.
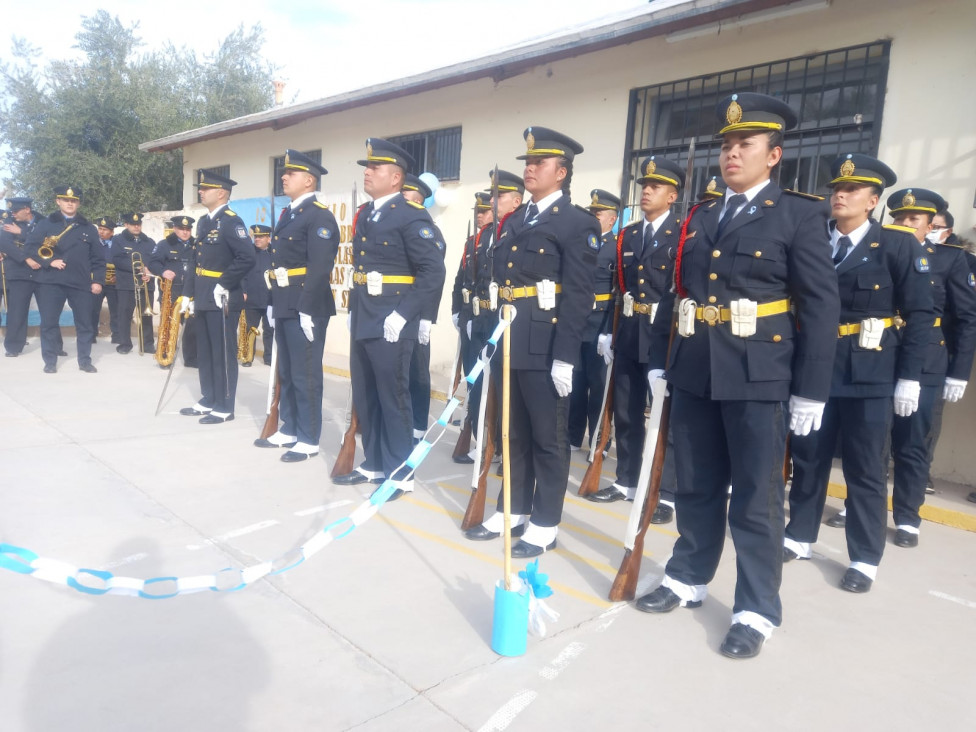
26, 185, 106, 373
112, 212, 156, 354
239, 223, 274, 367
90, 216, 120, 345
784, 157, 935, 595
586, 163, 682, 525
178, 170, 255, 423
149, 215, 198, 367
0, 197, 41, 357
463, 126, 600, 557
254, 150, 339, 460
636, 94, 840, 659
886, 188, 976, 547
333, 139, 446, 497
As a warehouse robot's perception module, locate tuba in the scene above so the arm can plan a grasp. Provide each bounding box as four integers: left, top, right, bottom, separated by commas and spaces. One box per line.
237, 310, 258, 364
155, 278, 181, 367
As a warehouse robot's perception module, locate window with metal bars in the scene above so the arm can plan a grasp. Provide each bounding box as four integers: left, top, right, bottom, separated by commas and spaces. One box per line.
271, 150, 322, 196
389, 126, 462, 181
622, 41, 891, 207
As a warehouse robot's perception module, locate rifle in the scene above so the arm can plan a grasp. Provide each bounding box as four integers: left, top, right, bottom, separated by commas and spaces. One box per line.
461, 373, 497, 530
259, 338, 280, 439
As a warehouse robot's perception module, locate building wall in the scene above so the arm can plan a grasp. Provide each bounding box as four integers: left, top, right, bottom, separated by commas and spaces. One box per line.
176, 0, 976, 480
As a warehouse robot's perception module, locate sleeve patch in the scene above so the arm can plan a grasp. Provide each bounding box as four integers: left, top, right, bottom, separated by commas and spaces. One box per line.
419, 227, 434, 239
915, 256, 930, 273
236, 225, 248, 239
317, 227, 332, 240
969, 273, 975, 288
587, 234, 600, 250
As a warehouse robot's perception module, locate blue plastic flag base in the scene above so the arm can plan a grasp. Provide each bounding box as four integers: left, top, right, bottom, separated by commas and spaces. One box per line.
491, 579, 530, 657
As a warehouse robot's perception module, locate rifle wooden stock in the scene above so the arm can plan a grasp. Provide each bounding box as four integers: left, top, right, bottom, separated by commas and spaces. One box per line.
331, 405, 359, 478
608, 391, 671, 602
461, 375, 497, 530
259, 367, 281, 440
579, 294, 622, 496
453, 416, 472, 459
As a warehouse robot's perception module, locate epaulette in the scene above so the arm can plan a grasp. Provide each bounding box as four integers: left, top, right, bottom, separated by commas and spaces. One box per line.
575, 204, 597, 218
783, 189, 825, 201
313, 201, 328, 209
224, 209, 238, 217
406, 200, 425, 210
938, 242, 965, 250
884, 224, 916, 234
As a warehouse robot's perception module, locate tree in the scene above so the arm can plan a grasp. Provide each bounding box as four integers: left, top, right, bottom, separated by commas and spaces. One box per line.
0, 10, 276, 217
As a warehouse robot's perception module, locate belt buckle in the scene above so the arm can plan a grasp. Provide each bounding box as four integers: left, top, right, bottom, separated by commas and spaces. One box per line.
499, 286, 514, 302
702, 305, 720, 326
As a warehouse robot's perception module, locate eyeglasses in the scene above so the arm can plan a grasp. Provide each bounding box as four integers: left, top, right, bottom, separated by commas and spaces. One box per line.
931, 224, 948, 231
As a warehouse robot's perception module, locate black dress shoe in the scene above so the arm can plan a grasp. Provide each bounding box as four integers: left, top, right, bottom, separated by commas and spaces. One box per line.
586, 487, 626, 503
180, 406, 211, 416
510, 538, 556, 558
242, 361, 252, 368
462, 523, 526, 541
451, 418, 462, 427
333, 471, 383, 486
840, 567, 873, 593
635, 586, 701, 613
783, 547, 799, 563
263, 359, 272, 366
453, 454, 475, 464
79, 363, 97, 373
894, 529, 918, 548
281, 450, 316, 462
967, 490, 976, 504
720, 623, 765, 659
199, 413, 234, 424
43, 364, 56, 374
253, 438, 297, 449
57, 350, 68, 357
116, 345, 132, 354
5, 351, 19, 357
825, 512, 846, 528
651, 503, 674, 524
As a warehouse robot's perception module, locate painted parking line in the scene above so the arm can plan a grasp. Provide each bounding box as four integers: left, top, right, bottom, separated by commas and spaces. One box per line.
929, 590, 976, 609
477, 690, 538, 732
293, 500, 354, 517
185, 519, 280, 551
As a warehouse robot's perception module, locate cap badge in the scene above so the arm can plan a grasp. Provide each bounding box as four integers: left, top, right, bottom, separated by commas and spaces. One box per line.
645, 159, 657, 176
66, 188, 74, 198
526, 131, 536, 151
726, 98, 743, 125
199, 171, 205, 184
591, 192, 600, 205
903, 191, 916, 208
706, 178, 717, 193
839, 159, 856, 178
284, 152, 291, 166
181, 217, 189, 226
366, 142, 373, 159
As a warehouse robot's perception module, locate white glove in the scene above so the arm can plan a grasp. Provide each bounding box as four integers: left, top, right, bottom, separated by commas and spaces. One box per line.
179, 298, 193, 316
383, 310, 407, 343
789, 395, 826, 436
466, 320, 472, 339
266, 304, 275, 329
943, 377, 967, 403
213, 283, 229, 305
452, 312, 460, 330
551, 359, 574, 397
647, 368, 665, 389
299, 312, 314, 342
418, 319, 432, 346
597, 333, 613, 365
893, 379, 921, 417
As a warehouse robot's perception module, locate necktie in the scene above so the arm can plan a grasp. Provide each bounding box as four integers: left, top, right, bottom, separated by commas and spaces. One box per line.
716, 194, 746, 238
278, 206, 290, 224
833, 235, 852, 266
641, 223, 654, 257
524, 202, 539, 223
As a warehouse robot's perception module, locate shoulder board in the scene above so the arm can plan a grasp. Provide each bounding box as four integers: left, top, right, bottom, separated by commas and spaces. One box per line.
313, 201, 328, 209
224, 209, 238, 217
406, 200, 426, 210
883, 224, 916, 234
783, 189, 825, 201
938, 242, 965, 250
574, 204, 596, 217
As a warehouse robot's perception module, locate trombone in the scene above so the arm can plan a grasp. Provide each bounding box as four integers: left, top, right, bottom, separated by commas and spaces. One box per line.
131, 252, 153, 355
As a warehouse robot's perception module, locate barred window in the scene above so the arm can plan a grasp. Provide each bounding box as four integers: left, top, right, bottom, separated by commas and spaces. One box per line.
389, 126, 462, 181
623, 41, 891, 206
272, 150, 322, 196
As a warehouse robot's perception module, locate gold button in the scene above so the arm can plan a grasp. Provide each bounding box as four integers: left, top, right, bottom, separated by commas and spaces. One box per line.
754, 251, 762, 257
507, 262, 513, 268
383, 241, 388, 246
391, 204, 396, 208
873, 284, 879, 290
708, 296, 717, 303
712, 250, 721, 258
539, 248, 545, 254
640, 293, 646, 299
358, 266, 363, 270
940, 340, 945, 346
505, 279, 511, 285
511, 246, 517, 251
639, 279, 645, 284
773, 335, 782, 342
638, 265, 644, 271
361, 236, 366, 242
709, 273, 717, 280
551, 317, 557, 323
360, 251, 365, 256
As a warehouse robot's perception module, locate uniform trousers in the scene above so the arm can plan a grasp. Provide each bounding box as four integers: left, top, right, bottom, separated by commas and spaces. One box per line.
891, 384, 939, 528
38, 283, 94, 367
195, 309, 239, 414
787, 396, 891, 566
181, 316, 198, 367
275, 315, 327, 446
3, 279, 35, 354
351, 336, 414, 479
466, 322, 493, 433
925, 391, 945, 488
568, 338, 606, 448
409, 341, 431, 434
494, 368, 570, 528
667, 389, 787, 626
116, 290, 154, 350
243, 308, 274, 365
91, 286, 119, 341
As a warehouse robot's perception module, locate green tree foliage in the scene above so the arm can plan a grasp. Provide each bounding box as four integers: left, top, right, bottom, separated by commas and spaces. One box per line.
0, 10, 275, 217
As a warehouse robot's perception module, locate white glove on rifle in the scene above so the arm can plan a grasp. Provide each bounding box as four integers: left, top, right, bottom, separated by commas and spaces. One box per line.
383, 311, 406, 343
418, 319, 432, 346
213, 283, 229, 306
597, 333, 613, 365
266, 304, 275, 329
466, 321, 472, 339
647, 368, 665, 389
551, 359, 573, 397
893, 379, 921, 417
299, 312, 314, 342
789, 395, 825, 436
943, 377, 967, 403
452, 312, 460, 330
180, 298, 194, 316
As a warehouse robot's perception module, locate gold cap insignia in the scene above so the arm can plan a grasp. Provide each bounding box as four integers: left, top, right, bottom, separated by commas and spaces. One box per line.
284, 152, 291, 166
199, 171, 205, 184
839, 159, 856, 178
181, 217, 189, 226
726, 99, 743, 125
66, 188, 74, 197
706, 178, 717, 193
366, 142, 373, 159
591, 192, 600, 205
526, 131, 536, 151
903, 191, 916, 208
645, 159, 657, 176
134, 214, 140, 222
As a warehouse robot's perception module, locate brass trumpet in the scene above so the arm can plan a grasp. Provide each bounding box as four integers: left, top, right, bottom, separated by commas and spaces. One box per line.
131, 252, 153, 355
38, 223, 77, 260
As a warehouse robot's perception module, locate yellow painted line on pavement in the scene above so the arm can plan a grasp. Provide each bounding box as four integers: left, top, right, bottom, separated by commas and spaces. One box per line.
826, 482, 976, 533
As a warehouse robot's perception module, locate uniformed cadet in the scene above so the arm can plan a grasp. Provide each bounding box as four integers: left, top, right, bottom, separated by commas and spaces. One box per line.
239, 224, 274, 367
698, 175, 727, 202
90, 216, 121, 345
178, 171, 256, 423
26, 185, 106, 373
149, 215, 198, 366
401, 173, 446, 442
450, 189, 494, 462
463, 126, 600, 557
784, 156, 935, 595
636, 93, 840, 659
586, 162, 682, 525
254, 150, 339, 460
886, 189, 976, 547
0, 197, 41, 357
112, 212, 157, 354
332, 138, 446, 496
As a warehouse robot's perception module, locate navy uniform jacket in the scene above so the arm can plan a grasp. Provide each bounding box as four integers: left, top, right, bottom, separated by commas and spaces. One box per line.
349, 194, 446, 341
825, 222, 935, 397
580, 229, 618, 343
650, 183, 840, 402
183, 206, 255, 312
615, 214, 680, 362
493, 196, 600, 370
472, 223, 502, 337
918, 241, 976, 385
0, 214, 41, 282
242, 246, 273, 311
112, 230, 157, 292
451, 233, 477, 318
270, 198, 340, 319
27, 212, 105, 289
149, 233, 194, 294
423, 220, 447, 324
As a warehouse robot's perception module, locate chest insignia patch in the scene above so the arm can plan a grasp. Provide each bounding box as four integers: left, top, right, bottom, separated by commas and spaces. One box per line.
317, 227, 332, 240
915, 256, 930, 273
588, 234, 599, 250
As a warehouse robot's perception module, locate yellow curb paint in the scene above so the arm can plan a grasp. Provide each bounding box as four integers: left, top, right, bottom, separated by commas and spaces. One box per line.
827, 482, 976, 533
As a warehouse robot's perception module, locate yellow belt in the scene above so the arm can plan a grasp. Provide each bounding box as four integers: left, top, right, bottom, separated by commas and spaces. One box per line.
269, 267, 307, 279
837, 317, 895, 337
498, 284, 562, 302
196, 267, 223, 277
633, 303, 654, 315
478, 299, 492, 310
594, 293, 613, 302
695, 298, 790, 325
351, 272, 416, 286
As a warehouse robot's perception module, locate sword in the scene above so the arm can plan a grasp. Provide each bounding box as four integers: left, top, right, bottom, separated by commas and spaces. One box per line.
221, 293, 230, 400
154, 305, 185, 416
